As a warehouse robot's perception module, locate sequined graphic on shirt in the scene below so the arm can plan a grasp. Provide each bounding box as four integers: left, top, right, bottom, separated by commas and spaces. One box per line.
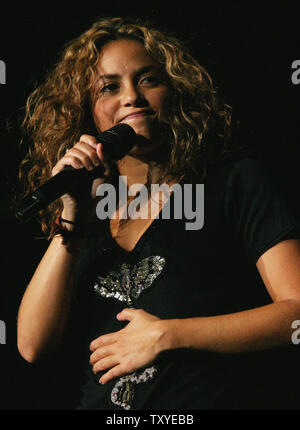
93, 255, 166, 410
94, 256, 165, 307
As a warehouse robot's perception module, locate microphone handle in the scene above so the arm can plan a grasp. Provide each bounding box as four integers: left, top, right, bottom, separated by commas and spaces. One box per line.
15, 165, 106, 222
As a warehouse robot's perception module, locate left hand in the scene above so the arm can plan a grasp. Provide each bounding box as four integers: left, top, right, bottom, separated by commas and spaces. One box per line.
89, 308, 165, 384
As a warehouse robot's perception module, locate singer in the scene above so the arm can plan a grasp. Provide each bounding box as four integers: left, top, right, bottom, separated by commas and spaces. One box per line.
17, 16, 300, 410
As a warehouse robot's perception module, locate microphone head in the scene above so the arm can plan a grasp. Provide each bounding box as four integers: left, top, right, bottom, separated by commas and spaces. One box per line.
98, 124, 136, 160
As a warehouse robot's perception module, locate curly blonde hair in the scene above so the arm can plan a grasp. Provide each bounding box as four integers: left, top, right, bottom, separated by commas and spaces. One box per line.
19, 16, 232, 235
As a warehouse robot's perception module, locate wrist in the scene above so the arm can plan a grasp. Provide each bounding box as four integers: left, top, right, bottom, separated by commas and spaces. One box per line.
61, 209, 94, 229
59, 216, 88, 232
156, 318, 202, 352
155, 319, 182, 353
50, 214, 90, 251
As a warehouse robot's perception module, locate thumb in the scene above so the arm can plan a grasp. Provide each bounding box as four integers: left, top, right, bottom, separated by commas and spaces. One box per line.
96, 142, 105, 162
116, 308, 136, 322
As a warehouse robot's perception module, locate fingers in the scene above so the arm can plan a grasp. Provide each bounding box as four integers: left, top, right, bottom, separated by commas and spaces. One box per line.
79, 134, 105, 163
80, 134, 105, 163
89, 334, 130, 383
92, 354, 119, 375
90, 344, 113, 364
66, 144, 100, 170
91, 351, 134, 384
90, 332, 116, 352
89, 343, 126, 384
79, 134, 98, 147
99, 365, 125, 385
51, 134, 103, 176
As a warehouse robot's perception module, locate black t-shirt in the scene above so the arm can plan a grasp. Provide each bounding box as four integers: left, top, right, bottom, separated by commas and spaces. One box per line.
72, 157, 300, 410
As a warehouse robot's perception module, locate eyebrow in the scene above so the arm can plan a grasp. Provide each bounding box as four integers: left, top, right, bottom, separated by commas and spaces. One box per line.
98, 65, 161, 81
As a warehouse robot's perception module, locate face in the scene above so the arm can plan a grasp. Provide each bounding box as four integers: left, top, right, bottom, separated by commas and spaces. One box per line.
92, 39, 170, 153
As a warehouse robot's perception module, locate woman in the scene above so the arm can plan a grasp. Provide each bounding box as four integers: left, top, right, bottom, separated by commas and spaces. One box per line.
17, 16, 300, 410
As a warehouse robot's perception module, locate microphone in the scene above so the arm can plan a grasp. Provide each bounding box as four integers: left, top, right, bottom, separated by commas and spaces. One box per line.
15, 123, 136, 222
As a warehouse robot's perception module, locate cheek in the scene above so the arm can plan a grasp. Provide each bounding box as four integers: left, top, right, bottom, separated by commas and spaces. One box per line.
93, 99, 116, 131
151, 88, 170, 114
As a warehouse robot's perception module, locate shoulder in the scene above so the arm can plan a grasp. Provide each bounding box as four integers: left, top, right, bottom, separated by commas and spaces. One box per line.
226, 157, 273, 186
215, 157, 300, 262
204, 156, 271, 198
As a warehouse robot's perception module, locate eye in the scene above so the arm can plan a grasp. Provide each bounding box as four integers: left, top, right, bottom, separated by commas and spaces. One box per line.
100, 83, 119, 93
140, 75, 160, 86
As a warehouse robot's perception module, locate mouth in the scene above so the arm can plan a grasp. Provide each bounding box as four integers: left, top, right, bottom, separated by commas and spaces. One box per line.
119, 110, 155, 122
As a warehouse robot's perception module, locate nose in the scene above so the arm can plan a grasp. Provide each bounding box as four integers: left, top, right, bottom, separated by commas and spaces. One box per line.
121, 82, 143, 106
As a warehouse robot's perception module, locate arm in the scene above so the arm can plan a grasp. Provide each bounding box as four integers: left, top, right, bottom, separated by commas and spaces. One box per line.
17, 134, 105, 363
17, 232, 84, 363
90, 239, 300, 383
164, 239, 300, 354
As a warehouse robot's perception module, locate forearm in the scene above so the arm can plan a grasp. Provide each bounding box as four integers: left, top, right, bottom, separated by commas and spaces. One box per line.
17, 234, 83, 362
159, 300, 300, 354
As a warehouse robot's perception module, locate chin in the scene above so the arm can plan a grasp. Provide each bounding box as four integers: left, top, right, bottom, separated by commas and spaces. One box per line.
129, 138, 163, 159
122, 120, 164, 153
121, 117, 158, 140
128, 126, 151, 140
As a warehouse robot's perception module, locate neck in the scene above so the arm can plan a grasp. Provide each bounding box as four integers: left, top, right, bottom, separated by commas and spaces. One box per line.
116, 139, 170, 187
117, 155, 155, 187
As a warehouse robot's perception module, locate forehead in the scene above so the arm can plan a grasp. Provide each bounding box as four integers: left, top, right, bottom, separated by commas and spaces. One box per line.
97, 39, 159, 75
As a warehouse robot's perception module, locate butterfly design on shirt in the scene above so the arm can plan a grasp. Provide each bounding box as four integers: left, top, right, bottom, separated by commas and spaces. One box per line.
94, 255, 166, 307
93, 255, 166, 410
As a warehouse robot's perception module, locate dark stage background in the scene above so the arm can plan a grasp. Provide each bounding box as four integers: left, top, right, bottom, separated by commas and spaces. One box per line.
1, 1, 300, 411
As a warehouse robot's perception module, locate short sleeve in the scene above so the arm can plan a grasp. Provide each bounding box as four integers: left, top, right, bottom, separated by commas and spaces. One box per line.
224, 158, 300, 262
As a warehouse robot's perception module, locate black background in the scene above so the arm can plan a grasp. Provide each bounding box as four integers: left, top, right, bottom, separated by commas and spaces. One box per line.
1, 0, 300, 411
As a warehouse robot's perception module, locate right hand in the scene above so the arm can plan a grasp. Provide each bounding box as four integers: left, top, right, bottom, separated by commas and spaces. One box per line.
51, 134, 109, 224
